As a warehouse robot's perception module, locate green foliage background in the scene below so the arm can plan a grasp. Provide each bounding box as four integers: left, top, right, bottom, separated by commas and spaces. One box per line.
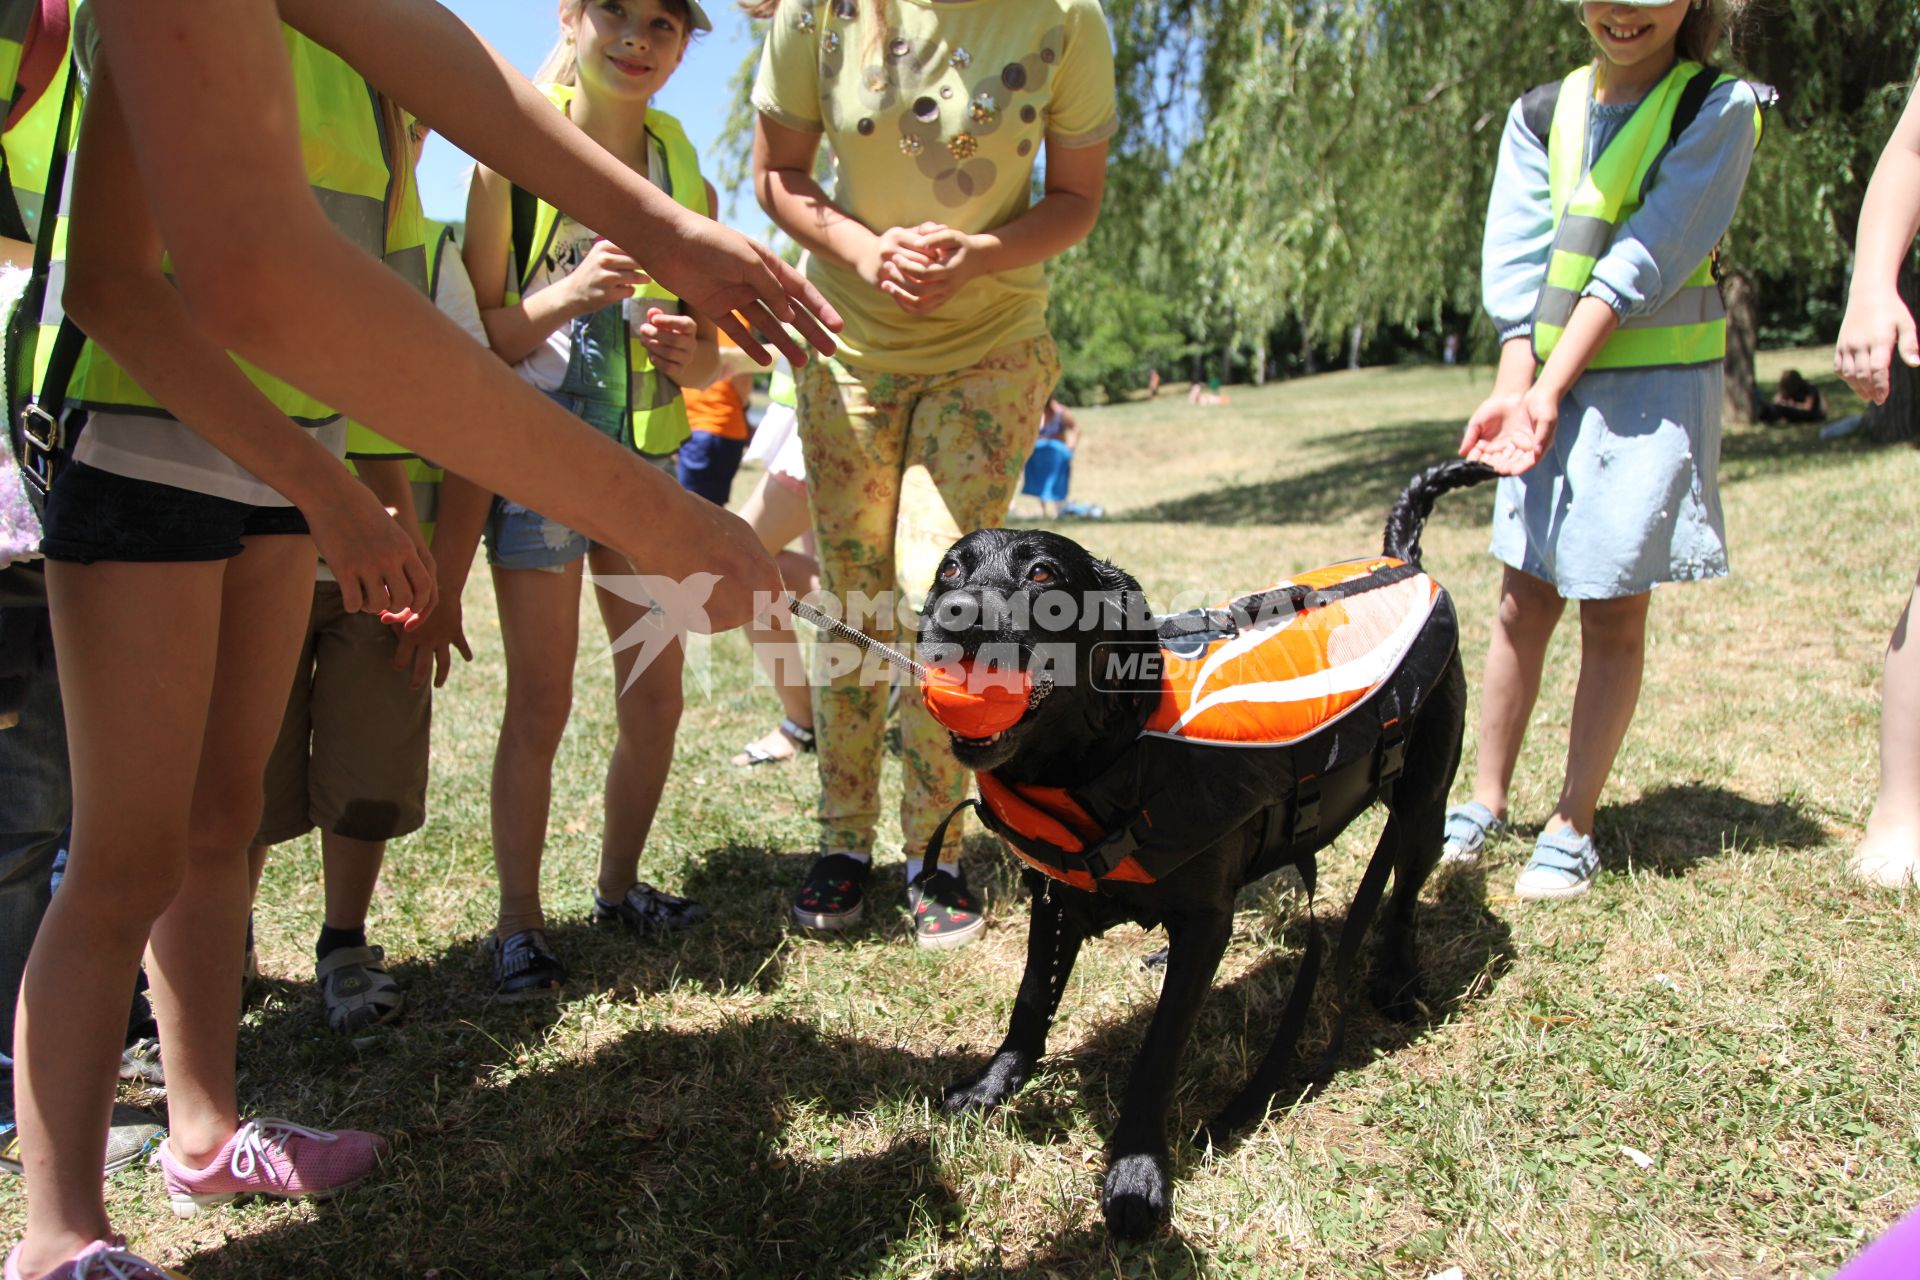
718, 1, 1920, 402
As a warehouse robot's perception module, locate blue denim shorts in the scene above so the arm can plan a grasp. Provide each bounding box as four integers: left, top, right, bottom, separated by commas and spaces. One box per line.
39, 460, 310, 564
484, 392, 675, 572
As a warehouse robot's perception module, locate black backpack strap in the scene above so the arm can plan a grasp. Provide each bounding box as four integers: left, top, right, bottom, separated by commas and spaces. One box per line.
1669, 63, 1722, 142
1519, 78, 1560, 145
509, 182, 538, 292
8, 53, 80, 507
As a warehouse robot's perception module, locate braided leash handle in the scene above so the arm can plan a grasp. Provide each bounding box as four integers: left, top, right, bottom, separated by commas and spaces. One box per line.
787, 596, 926, 682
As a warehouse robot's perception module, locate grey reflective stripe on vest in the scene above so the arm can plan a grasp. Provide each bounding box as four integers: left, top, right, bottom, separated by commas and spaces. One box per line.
1537, 280, 1725, 334
312, 185, 386, 259
9, 184, 39, 236
384, 243, 428, 295
410, 479, 437, 525
1553, 213, 1613, 263
643, 367, 680, 411
1620, 283, 1724, 330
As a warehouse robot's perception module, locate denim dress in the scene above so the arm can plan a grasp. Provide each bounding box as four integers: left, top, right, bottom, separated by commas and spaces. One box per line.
1481, 73, 1759, 599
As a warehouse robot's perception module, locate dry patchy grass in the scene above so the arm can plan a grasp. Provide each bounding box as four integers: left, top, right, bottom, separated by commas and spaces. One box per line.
3, 350, 1915, 1279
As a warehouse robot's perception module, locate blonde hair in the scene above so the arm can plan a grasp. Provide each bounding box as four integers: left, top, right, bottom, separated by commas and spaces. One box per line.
535, 0, 700, 87
375, 92, 411, 232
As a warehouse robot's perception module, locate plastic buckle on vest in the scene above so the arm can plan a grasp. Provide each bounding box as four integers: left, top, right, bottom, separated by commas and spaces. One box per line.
1081, 821, 1143, 882
1376, 718, 1407, 786
1290, 774, 1323, 844
17, 402, 59, 496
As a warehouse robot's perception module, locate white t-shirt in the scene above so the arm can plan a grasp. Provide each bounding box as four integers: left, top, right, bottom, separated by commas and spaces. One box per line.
75, 235, 492, 506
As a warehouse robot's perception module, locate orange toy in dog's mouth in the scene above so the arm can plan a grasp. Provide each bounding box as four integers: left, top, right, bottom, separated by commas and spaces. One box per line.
921, 661, 1032, 743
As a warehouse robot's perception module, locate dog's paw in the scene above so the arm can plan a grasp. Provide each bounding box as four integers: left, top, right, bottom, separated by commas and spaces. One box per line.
1370, 966, 1427, 1024
941, 1050, 1031, 1115
1101, 1151, 1171, 1240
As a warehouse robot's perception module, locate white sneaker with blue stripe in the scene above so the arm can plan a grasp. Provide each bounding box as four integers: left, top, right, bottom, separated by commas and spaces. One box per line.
1514, 826, 1600, 900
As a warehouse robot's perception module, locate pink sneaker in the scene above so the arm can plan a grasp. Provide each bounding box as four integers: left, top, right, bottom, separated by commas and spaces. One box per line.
4, 1240, 178, 1280
155, 1117, 385, 1218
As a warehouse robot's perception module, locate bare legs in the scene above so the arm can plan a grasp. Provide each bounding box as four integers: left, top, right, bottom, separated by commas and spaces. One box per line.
16, 536, 313, 1275
730, 471, 817, 766
1469, 565, 1651, 837
487, 546, 685, 936
1856, 573, 1920, 885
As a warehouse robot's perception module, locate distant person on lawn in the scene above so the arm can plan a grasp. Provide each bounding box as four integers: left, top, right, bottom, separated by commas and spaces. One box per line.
1756, 368, 1826, 423
1835, 72, 1920, 889
1446, 0, 1760, 899
1018, 396, 1079, 518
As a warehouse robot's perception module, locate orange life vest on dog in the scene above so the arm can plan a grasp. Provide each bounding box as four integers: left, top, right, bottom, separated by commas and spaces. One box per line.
949, 559, 1450, 894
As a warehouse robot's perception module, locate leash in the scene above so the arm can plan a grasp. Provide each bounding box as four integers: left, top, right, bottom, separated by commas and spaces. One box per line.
786, 595, 926, 682
784, 592, 1056, 712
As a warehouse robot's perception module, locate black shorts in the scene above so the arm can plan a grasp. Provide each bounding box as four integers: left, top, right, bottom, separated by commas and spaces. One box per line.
39, 460, 311, 564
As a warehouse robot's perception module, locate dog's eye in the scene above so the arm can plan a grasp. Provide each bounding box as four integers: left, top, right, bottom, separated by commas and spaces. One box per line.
1028, 563, 1055, 585
938, 559, 961, 581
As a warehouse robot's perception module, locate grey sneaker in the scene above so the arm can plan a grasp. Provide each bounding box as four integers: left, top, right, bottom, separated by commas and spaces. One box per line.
119, 1036, 165, 1089
0, 1103, 162, 1177
317, 944, 405, 1033
590, 883, 709, 937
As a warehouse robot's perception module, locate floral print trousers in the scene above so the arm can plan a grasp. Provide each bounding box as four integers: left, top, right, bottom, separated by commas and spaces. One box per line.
797, 335, 1061, 861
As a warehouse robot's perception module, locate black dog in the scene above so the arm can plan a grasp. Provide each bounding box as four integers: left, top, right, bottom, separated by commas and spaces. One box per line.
918, 459, 1493, 1239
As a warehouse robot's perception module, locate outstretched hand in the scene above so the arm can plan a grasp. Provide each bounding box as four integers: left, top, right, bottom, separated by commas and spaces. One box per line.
1459, 389, 1554, 475
1835, 286, 1920, 405
642, 216, 840, 368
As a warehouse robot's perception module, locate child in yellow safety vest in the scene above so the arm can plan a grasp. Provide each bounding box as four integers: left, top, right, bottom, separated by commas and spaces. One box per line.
459, 0, 723, 1001
1446, 0, 1759, 900
244, 118, 492, 1037
1835, 77, 1920, 890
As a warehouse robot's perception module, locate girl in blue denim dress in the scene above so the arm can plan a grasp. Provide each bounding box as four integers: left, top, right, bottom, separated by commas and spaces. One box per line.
1442, 0, 1759, 900
459, 0, 730, 998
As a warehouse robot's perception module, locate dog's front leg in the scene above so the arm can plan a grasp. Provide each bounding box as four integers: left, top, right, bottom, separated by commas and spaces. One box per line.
1103, 909, 1232, 1240
943, 878, 1086, 1115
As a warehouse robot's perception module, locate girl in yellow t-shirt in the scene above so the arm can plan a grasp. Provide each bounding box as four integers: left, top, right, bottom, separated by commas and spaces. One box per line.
751, 0, 1116, 948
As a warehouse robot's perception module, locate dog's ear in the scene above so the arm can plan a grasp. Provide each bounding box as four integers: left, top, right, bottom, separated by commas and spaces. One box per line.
1088, 558, 1152, 636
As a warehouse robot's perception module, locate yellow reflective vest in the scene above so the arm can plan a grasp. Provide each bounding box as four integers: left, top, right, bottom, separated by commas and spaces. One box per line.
1532, 60, 1761, 371
0, 0, 74, 244
67, 26, 399, 426
0, 0, 77, 417
505, 84, 707, 457
345, 219, 454, 543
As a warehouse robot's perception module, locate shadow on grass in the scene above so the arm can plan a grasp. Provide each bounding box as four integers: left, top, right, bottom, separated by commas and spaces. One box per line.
211, 1014, 967, 1279
1596, 782, 1829, 877
209, 842, 1505, 1278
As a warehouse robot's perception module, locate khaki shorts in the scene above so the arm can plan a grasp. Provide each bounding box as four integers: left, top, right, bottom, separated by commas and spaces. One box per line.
256, 580, 432, 845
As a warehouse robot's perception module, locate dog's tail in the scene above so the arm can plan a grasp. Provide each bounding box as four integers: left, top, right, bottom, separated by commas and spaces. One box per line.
1381, 459, 1497, 566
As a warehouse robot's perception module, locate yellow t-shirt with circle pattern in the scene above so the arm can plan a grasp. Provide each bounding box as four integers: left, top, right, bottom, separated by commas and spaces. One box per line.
752, 0, 1116, 374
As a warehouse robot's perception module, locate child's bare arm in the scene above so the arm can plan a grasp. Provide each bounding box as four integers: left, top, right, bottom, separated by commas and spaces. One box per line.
270, 0, 837, 364
63, 64, 432, 617
1837, 83, 1920, 404
85, 0, 782, 631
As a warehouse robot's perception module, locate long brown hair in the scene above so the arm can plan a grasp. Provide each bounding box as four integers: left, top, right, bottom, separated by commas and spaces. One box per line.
1678, 0, 1728, 63
375, 92, 412, 232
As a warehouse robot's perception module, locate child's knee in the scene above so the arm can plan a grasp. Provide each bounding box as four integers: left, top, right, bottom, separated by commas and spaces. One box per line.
503, 681, 574, 749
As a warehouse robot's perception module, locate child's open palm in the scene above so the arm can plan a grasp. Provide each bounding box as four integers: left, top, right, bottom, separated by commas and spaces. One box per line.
1460, 390, 1552, 475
